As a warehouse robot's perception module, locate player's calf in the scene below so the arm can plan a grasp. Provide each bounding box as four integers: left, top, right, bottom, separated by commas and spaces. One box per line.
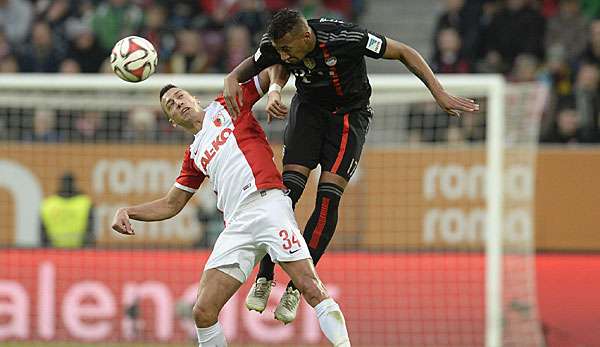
279, 259, 350, 346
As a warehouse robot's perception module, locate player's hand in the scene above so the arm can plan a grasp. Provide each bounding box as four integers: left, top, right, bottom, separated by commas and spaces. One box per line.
223, 76, 243, 119
111, 208, 135, 235
266, 92, 288, 123
433, 90, 479, 117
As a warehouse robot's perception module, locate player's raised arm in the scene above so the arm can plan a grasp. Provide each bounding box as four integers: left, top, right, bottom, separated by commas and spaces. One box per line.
260, 64, 290, 122
111, 186, 193, 235
225, 30, 283, 118
224, 57, 258, 117
382, 38, 479, 116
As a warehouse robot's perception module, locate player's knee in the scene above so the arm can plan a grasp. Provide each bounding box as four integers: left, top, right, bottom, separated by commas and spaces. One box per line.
192, 302, 219, 328
296, 275, 328, 306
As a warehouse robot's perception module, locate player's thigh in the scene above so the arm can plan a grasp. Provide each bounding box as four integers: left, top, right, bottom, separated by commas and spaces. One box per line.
204, 216, 262, 284
283, 96, 327, 170
254, 191, 311, 263
321, 107, 372, 181
195, 268, 242, 315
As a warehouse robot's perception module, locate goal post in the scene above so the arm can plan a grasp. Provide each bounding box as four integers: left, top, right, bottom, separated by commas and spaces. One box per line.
0, 73, 543, 346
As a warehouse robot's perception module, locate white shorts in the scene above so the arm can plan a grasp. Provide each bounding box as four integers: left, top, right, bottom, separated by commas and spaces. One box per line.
204, 189, 311, 283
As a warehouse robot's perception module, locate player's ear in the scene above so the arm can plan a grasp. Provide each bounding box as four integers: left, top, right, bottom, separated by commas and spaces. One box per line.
303, 30, 311, 41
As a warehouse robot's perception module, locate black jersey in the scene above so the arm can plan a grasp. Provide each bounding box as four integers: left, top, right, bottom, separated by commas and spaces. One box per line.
253, 18, 387, 113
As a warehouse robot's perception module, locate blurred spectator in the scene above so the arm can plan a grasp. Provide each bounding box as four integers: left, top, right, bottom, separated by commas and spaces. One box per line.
0, 0, 33, 45
72, 110, 105, 142
539, 45, 575, 132
407, 102, 450, 142
545, 0, 587, 64
0, 29, 12, 60
433, 0, 482, 61
543, 45, 574, 98
446, 122, 465, 145
91, 0, 143, 52
226, 25, 251, 72
40, 172, 95, 248
139, 4, 172, 61
65, 22, 106, 73
431, 27, 471, 73
167, 29, 210, 73
460, 110, 486, 142
59, 58, 81, 73
483, 0, 545, 72
540, 103, 590, 143
575, 64, 600, 139
36, 0, 75, 41
581, 20, 600, 67
169, 0, 204, 30
476, 50, 505, 74
230, 0, 268, 45
509, 54, 540, 82
18, 21, 67, 72
0, 54, 17, 72
123, 107, 157, 142
23, 109, 62, 142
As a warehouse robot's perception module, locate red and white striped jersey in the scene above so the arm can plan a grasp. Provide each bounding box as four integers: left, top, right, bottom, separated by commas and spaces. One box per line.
174, 76, 285, 221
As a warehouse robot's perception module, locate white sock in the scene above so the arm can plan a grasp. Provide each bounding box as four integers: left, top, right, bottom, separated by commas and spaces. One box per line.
315, 298, 351, 346
196, 321, 227, 347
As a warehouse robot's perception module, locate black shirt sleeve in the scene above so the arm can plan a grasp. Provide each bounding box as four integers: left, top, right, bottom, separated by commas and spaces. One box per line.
252, 33, 283, 71
338, 22, 387, 59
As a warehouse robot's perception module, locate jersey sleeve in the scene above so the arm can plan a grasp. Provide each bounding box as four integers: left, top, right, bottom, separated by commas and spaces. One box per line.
338, 21, 387, 59
240, 75, 264, 111
174, 148, 205, 193
253, 33, 283, 71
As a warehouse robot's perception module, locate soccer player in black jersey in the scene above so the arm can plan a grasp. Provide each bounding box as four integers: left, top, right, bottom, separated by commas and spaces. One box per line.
223, 9, 479, 324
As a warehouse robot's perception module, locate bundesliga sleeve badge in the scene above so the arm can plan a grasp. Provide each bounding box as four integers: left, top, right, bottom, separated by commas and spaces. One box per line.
366, 33, 383, 54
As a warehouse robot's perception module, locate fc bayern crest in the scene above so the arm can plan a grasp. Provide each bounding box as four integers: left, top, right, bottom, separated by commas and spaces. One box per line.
325, 56, 337, 67
213, 113, 223, 127
303, 57, 316, 70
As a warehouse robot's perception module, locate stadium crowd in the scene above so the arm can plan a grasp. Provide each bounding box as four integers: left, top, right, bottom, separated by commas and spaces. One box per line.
430, 0, 600, 144
0, 0, 598, 144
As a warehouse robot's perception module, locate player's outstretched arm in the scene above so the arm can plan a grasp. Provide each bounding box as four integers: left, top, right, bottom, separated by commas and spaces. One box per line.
111, 186, 193, 235
261, 64, 290, 122
383, 38, 479, 116
224, 56, 261, 118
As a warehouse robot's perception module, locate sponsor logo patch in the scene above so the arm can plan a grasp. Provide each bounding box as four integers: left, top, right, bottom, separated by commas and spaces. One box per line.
366, 33, 382, 54
254, 48, 262, 62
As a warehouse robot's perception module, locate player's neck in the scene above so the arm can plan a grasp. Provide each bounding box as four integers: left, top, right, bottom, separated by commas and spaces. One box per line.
187, 109, 205, 134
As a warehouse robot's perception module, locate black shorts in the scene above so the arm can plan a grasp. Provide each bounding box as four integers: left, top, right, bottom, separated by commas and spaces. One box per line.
282, 96, 372, 181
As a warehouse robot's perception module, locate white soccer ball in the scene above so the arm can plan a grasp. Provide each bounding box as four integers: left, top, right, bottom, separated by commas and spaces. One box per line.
110, 36, 158, 83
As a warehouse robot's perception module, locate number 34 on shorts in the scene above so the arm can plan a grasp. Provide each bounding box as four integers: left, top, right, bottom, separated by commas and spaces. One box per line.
279, 229, 302, 254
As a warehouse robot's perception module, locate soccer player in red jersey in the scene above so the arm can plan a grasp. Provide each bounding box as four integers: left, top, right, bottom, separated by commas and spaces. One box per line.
111, 66, 351, 346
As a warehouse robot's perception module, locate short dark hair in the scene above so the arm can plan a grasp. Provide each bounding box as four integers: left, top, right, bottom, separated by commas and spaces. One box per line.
159, 84, 177, 102
267, 9, 303, 40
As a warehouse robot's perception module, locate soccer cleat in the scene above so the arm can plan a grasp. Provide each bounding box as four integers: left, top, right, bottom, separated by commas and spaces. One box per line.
274, 286, 301, 324
334, 339, 351, 347
245, 277, 272, 313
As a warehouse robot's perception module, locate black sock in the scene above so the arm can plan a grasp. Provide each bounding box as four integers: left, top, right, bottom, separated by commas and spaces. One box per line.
288, 182, 344, 290
282, 170, 308, 209
256, 170, 308, 281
